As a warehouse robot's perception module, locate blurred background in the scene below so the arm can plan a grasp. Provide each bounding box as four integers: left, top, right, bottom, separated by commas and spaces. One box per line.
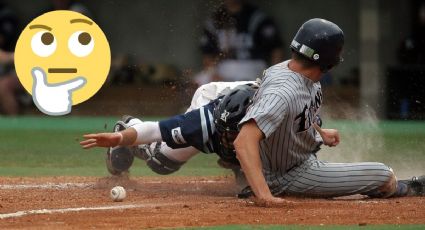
0, 0, 424, 177
0, 0, 424, 119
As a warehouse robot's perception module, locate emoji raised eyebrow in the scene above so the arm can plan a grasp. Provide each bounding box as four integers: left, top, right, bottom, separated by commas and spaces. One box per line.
70, 18, 93, 25
29, 24, 52, 31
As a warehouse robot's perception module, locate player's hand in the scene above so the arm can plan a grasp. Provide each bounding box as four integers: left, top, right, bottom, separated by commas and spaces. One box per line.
80, 132, 122, 149
321, 128, 340, 147
313, 123, 340, 147
252, 196, 292, 207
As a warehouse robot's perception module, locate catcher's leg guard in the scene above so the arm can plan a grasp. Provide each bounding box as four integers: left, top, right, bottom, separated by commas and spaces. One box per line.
139, 142, 185, 175
106, 146, 135, 175
105, 116, 138, 175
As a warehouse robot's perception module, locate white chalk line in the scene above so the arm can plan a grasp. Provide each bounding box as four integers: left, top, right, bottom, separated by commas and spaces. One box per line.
0, 202, 180, 219
0, 180, 226, 190
0, 183, 91, 190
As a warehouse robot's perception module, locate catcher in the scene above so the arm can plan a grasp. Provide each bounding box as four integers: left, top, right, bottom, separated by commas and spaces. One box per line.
81, 81, 261, 188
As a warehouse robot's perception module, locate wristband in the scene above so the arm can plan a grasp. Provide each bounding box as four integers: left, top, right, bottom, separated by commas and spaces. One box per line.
117, 132, 124, 145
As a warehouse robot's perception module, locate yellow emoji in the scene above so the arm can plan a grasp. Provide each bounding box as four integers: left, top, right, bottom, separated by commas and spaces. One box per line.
15, 10, 110, 116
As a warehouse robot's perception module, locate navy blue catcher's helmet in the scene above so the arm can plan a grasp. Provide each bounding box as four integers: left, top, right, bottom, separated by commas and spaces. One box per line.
213, 83, 258, 164
290, 18, 344, 72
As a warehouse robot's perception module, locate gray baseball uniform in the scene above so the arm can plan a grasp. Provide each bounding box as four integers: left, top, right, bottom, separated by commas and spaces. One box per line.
239, 60, 393, 197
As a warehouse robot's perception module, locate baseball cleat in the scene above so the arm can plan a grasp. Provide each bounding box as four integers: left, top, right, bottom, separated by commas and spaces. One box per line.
399, 175, 425, 196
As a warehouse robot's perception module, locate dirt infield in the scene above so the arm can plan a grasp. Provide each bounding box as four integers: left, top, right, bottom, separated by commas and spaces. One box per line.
0, 176, 424, 229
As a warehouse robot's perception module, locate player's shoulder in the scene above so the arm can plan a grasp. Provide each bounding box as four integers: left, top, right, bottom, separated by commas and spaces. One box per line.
258, 61, 305, 99
262, 61, 296, 84
265, 61, 294, 75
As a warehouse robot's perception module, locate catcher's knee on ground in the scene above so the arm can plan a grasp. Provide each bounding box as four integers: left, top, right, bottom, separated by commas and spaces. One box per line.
141, 142, 185, 175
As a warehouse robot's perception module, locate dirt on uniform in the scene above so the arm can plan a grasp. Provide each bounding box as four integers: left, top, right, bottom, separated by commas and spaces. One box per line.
0, 176, 424, 229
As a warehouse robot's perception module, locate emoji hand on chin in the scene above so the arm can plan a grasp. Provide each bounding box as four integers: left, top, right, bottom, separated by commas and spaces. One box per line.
31, 67, 86, 116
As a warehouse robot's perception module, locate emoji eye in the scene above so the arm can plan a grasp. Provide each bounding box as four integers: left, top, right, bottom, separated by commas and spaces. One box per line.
31, 31, 57, 57
68, 31, 94, 57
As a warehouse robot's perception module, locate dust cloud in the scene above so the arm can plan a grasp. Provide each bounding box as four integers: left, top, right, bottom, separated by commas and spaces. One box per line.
319, 103, 423, 179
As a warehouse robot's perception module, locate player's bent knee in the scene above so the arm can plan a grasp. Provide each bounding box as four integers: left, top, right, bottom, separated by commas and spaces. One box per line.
378, 171, 397, 198
140, 143, 185, 175
146, 150, 185, 175
370, 164, 397, 198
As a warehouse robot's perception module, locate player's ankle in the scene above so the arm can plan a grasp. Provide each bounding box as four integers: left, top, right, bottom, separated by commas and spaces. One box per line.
391, 181, 409, 197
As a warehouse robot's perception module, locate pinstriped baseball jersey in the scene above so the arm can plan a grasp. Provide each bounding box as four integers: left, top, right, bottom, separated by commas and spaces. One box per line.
239, 60, 323, 178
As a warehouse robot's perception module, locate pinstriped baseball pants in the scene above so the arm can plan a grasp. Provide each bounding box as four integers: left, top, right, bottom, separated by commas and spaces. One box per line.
266, 155, 394, 198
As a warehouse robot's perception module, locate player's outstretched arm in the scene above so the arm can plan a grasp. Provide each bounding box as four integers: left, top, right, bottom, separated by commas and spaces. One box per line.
234, 120, 288, 206
80, 128, 138, 149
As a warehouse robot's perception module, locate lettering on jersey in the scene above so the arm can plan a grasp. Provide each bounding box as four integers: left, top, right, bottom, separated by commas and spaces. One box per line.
294, 91, 323, 133
171, 127, 186, 145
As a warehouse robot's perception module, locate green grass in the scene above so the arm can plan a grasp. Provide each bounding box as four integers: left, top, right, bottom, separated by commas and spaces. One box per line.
0, 116, 424, 177
0, 116, 227, 177
1, 117, 424, 229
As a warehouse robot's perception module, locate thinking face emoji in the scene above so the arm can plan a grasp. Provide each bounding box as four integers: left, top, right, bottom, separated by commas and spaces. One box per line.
15, 10, 110, 116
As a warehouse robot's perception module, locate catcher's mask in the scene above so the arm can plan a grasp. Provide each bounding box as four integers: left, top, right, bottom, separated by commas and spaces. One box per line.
213, 83, 258, 162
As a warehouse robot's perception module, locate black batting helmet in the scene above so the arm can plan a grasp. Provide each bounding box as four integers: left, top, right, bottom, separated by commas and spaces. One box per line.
213, 83, 257, 164
290, 18, 344, 72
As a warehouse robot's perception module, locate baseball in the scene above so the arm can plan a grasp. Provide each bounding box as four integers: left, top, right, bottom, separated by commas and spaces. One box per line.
110, 186, 126, 202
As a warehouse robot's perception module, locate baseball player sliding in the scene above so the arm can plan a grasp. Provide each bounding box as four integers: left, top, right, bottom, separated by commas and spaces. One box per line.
81, 18, 424, 205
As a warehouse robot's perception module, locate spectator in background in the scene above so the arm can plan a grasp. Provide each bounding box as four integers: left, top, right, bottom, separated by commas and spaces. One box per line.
0, 2, 18, 52
0, 2, 20, 115
396, 1, 425, 119
47, 0, 93, 18
195, 0, 284, 85
398, 2, 425, 64
0, 49, 19, 115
